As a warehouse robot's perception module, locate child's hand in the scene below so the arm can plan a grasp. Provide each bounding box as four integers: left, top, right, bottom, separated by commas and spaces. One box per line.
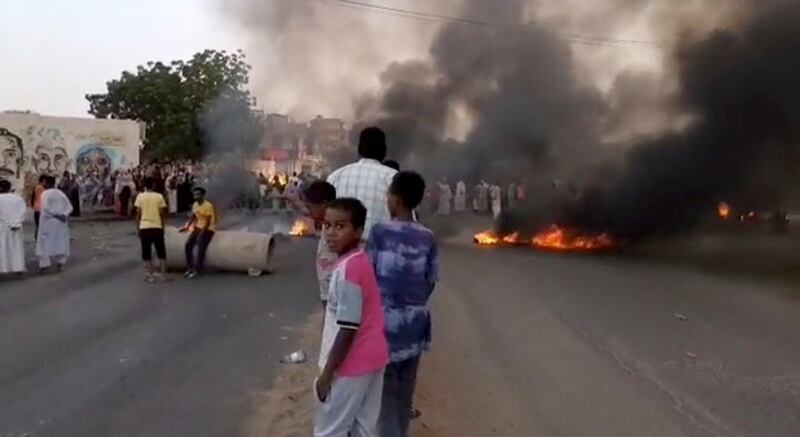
315, 373, 332, 402
178, 226, 189, 233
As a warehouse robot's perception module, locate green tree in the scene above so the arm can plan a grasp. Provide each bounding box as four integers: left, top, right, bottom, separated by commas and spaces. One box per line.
86, 49, 262, 159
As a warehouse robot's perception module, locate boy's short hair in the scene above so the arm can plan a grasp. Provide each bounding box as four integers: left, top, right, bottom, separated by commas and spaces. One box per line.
193, 187, 206, 195
327, 198, 367, 230
143, 177, 157, 190
303, 180, 336, 205
389, 171, 426, 210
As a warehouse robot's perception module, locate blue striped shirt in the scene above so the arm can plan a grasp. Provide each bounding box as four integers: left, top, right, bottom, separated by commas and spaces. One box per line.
367, 220, 438, 362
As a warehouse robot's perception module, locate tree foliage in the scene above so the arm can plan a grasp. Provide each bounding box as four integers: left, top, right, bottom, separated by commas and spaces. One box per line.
86, 49, 262, 159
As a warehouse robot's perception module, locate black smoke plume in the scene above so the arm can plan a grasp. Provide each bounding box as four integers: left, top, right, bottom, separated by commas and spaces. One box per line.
358, 0, 800, 239
564, 0, 800, 238
354, 0, 605, 186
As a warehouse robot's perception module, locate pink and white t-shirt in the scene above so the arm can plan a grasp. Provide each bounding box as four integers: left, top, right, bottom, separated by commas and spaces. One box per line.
318, 249, 388, 377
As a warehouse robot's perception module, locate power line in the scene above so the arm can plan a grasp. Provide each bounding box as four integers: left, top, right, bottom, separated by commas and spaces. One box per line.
337, 0, 491, 26
328, 0, 664, 49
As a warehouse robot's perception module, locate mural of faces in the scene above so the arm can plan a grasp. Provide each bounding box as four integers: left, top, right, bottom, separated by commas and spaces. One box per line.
0, 128, 25, 181
32, 142, 70, 176
76, 145, 113, 181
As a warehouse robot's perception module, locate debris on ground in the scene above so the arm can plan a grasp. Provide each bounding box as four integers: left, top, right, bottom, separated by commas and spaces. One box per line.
674, 313, 689, 321
280, 350, 307, 364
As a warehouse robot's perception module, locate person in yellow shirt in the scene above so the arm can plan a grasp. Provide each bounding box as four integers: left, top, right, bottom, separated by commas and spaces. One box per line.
134, 177, 168, 283
179, 187, 216, 279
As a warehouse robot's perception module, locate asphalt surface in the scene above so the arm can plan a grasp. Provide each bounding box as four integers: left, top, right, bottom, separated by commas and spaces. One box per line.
0, 213, 319, 437
415, 239, 800, 437
3, 212, 799, 436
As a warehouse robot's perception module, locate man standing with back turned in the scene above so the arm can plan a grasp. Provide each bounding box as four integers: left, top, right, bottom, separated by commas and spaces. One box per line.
135, 177, 168, 283
327, 127, 397, 238
0, 180, 26, 275
36, 176, 73, 273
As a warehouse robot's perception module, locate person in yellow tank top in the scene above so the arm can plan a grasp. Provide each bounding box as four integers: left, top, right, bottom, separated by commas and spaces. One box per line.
179, 187, 217, 279
134, 177, 168, 283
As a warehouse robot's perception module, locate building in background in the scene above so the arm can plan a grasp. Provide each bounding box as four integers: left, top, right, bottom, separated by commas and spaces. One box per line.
251, 113, 346, 178
0, 112, 142, 198
308, 115, 347, 156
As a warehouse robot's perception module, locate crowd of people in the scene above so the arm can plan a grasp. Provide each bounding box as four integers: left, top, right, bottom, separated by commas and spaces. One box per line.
1, 125, 443, 437
427, 179, 526, 219
104, 161, 314, 217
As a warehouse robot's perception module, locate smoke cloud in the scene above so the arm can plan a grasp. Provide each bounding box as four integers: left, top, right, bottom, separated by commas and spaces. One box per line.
563, 0, 800, 238
220, 0, 440, 119
354, 0, 607, 186
221, 0, 799, 238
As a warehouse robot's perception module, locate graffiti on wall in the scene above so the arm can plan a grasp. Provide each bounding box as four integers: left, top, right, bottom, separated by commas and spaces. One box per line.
0, 128, 25, 182
0, 117, 140, 200
26, 126, 70, 179
75, 144, 115, 180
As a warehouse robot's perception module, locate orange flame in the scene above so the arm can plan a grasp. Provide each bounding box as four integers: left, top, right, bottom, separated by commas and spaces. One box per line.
289, 218, 311, 236
502, 232, 522, 244
531, 225, 613, 251
473, 226, 613, 251
474, 231, 501, 245
717, 202, 731, 220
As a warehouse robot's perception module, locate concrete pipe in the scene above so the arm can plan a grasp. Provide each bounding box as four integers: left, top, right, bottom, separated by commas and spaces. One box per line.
164, 226, 276, 275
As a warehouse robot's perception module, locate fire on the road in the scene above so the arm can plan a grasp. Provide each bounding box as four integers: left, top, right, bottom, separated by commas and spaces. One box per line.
474, 226, 614, 251
289, 219, 311, 237
717, 202, 731, 220
531, 225, 613, 250
474, 231, 501, 245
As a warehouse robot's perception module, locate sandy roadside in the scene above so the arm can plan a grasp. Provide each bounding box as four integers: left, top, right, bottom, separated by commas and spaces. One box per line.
245, 311, 448, 437
245, 313, 321, 437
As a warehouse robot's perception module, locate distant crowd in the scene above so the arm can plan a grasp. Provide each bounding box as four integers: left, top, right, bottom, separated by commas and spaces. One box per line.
50, 160, 319, 219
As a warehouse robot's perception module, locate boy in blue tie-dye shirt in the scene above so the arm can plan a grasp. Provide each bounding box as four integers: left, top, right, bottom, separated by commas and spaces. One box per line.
366, 171, 438, 437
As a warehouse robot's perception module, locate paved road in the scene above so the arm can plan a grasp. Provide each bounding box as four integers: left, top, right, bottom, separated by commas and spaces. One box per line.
415, 241, 800, 437
0, 214, 319, 437
4, 213, 799, 436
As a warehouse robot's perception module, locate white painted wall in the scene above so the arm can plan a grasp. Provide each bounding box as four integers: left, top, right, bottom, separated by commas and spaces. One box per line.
0, 113, 142, 197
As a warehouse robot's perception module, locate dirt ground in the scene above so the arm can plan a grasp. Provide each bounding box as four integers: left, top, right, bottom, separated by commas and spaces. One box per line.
244, 313, 446, 437
245, 313, 321, 437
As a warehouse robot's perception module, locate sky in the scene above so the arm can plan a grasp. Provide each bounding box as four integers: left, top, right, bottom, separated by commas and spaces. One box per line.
0, 0, 689, 121
0, 0, 240, 117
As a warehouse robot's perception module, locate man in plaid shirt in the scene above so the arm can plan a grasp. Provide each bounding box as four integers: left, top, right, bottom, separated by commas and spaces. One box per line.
327, 127, 398, 238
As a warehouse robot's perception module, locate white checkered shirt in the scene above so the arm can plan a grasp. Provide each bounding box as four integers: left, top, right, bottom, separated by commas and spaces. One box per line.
327, 159, 398, 238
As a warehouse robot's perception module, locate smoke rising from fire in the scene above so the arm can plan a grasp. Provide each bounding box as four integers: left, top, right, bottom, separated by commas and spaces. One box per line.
222, 0, 799, 237
353, 0, 607, 185
220, 0, 440, 119
564, 0, 800, 238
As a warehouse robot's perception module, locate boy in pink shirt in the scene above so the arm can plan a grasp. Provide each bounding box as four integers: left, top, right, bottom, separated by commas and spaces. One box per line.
315, 198, 389, 437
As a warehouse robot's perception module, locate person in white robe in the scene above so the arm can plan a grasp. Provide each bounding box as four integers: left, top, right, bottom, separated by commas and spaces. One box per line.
0, 180, 26, 274
454, 180, 467, 212
490, 184, 502, 219
437, 180, 453, 215
478, 182, 490, 213
166, 172, 178, 214
36, 176, 73, 272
